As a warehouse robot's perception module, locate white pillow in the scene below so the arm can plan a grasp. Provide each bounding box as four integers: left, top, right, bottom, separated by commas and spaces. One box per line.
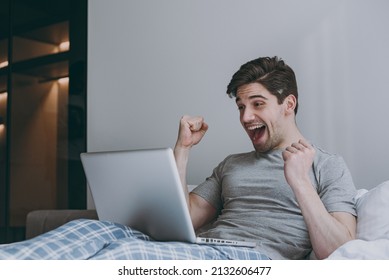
356, 180, 389, 241
188, 185, 197, 192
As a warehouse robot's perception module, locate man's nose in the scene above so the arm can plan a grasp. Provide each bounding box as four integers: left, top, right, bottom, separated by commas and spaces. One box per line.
241, 107, 255, 123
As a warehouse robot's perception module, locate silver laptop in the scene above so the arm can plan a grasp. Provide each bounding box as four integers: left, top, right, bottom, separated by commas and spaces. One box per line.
80, 148, 256, 247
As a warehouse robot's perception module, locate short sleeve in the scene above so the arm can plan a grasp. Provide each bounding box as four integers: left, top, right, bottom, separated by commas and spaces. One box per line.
314, 154, 357, 216
191, 160, 226, 212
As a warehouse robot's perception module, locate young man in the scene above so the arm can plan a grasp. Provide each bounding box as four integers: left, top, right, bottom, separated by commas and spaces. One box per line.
174, 56, 357, 260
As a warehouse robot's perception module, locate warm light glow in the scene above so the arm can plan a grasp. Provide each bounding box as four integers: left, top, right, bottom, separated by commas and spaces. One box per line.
59, 41, 70, 52
58, 77, 69, 84
0, 61, 8, 68
0, 123, 5, 136
0, 92, 7, 102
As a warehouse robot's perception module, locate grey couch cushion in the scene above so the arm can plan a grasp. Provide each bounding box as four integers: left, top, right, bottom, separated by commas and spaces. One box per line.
25, 209, 98, 239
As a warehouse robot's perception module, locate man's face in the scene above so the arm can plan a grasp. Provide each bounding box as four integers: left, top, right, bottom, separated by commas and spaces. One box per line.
236, 83, 288, 153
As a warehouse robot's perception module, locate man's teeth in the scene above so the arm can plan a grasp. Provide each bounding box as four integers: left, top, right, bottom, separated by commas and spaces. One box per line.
248, 124, 265, 130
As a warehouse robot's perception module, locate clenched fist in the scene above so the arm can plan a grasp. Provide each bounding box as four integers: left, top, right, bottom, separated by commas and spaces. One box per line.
175, 115, 209, 150
282, 139, 315, 190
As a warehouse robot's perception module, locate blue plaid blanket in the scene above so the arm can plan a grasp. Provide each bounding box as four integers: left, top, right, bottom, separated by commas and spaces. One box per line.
0, 219, 269, 260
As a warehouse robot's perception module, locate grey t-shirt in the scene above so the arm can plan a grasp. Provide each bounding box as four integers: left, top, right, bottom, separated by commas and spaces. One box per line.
192, 146, 357, 260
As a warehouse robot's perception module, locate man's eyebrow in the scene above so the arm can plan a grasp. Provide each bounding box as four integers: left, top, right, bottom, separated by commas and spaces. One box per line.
235, 95, 268, 103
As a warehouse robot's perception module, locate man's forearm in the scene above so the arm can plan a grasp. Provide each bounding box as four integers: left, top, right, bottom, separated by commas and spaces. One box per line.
292, 180, 355, 259
174, 146, 191, 203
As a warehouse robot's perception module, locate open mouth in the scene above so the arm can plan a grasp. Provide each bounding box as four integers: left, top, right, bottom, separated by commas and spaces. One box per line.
247, 123, 266, 141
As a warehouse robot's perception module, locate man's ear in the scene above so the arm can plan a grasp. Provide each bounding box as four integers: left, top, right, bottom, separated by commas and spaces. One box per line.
284, 94, 297, 115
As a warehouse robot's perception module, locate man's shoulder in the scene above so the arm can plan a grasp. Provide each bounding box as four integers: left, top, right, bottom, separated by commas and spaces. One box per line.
311, 144, 347, 169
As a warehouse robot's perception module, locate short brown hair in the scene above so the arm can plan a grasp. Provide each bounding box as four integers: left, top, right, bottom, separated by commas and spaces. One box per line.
226, 56, 299, 114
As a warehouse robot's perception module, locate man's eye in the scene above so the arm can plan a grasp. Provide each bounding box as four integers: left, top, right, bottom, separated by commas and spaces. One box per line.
237, 105, 244, 111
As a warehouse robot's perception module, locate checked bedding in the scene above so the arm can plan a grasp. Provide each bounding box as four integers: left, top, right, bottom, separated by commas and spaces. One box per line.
0, 219, 270, 260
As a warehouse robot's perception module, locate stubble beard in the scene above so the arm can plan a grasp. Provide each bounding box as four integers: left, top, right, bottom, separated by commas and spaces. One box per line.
253, 129, 283, 153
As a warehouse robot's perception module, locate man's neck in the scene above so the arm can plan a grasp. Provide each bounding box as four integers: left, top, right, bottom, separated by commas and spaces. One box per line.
276, 123, 305, 150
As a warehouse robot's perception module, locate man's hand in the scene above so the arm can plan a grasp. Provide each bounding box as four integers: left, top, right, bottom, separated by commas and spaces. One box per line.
282, 139, 315, 189
174, 115, 209, 215
175, 115, 208, 150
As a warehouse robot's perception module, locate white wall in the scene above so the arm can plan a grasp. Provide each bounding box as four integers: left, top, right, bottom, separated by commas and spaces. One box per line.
88, 0, 389, 193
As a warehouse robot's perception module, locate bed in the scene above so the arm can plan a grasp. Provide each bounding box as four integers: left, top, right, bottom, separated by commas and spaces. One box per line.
0, 181, 388, 260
